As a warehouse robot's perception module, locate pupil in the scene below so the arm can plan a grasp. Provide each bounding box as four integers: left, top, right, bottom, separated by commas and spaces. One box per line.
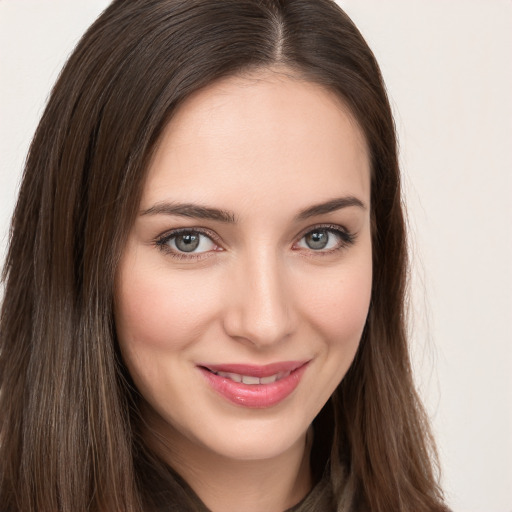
306, 230, 328, 250
176, 233, 200, 252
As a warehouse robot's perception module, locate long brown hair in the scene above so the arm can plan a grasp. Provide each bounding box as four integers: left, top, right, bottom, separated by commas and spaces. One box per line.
0, 1, 448, 510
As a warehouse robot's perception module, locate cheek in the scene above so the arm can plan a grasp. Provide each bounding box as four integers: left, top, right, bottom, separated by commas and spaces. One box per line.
114, 254, 226, 415
114, 252, 221, 358
326, 271, 371, 338
304, 260, 372, 336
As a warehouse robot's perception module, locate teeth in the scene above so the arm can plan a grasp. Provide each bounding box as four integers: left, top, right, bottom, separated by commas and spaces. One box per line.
216, 371, 242, 383
260, 374, 278, 384
214, 370, 290, 385
242, 375, 260, 385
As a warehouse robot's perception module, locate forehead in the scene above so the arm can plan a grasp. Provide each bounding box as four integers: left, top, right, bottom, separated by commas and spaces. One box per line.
142, 69, 370, 214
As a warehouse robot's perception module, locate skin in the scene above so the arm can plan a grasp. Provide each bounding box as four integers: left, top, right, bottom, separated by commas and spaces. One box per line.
115, 68, 372, 512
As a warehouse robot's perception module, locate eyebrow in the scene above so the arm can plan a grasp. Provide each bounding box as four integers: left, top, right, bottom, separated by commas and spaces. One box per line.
297, 196, 366, 220
140, 202, 236, 223
140, 196, 366, 223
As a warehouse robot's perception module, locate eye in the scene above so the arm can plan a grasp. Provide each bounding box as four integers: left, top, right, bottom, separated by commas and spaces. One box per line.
295, 227, 354, 252
156, 229, 218, 256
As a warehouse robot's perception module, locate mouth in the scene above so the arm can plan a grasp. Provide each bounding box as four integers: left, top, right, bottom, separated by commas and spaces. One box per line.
207, 369, 291, 385
197, 361, 309, 408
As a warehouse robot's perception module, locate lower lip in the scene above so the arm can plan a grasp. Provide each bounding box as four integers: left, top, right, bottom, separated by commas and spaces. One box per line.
199, 363, 308, 408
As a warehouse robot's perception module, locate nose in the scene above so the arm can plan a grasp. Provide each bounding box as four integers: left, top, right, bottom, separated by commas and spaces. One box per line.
222, 249, 296, 348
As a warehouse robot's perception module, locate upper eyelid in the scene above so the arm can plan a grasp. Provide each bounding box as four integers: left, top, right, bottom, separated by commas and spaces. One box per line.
293, 224, 355, 251
156, 223, 350, 243
156, 226, 220, 244
154, 229, 220, 260
296, 223, 350, 238
155, 222, 357, 258
294, 224, 355, 247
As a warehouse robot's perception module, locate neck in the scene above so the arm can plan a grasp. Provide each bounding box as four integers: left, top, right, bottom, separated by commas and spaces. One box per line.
142, 410, 313, 512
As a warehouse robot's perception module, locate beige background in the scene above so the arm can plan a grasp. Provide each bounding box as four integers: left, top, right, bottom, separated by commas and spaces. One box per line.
1, 1, 511, 510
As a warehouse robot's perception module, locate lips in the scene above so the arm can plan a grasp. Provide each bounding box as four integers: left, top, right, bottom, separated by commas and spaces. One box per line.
198, 361, 309, 408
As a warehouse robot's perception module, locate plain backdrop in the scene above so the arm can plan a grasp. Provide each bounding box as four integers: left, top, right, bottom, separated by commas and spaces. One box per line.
0, 2, 511, 511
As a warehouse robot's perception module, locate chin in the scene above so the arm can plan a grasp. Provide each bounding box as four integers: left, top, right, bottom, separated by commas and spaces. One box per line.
196, 416, 310, 462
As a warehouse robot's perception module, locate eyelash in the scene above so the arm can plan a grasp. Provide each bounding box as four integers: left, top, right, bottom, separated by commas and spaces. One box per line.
154, 227, 221, 260
154, 224, 356, 261
294, 224, 356, 256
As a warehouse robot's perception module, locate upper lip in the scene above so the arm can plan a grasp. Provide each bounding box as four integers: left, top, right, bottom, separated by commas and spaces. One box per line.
199, 360, 308, 378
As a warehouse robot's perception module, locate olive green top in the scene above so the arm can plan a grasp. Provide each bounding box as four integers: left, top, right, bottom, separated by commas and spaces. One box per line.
154, 466, 335, 512
136, 446, 336, 512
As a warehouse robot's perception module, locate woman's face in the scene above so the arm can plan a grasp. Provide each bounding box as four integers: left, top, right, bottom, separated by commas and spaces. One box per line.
115, 69, 372, 463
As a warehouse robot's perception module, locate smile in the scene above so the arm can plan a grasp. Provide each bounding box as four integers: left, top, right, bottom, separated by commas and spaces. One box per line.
198, 361, 309, 408
211, 370, 291, 385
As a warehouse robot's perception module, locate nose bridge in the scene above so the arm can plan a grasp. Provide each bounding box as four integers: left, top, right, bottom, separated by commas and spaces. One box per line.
223, 244, 295, 347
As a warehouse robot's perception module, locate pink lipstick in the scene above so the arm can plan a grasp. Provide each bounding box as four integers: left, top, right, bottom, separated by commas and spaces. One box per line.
198, 361, 309, 408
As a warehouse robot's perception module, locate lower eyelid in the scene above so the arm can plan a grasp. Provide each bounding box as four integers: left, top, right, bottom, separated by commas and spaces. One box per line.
155, 227, 230, 262
295, 227, 355, 249
154, 226, 355, 259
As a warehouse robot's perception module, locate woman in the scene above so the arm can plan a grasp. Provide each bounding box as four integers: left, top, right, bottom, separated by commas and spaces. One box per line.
0, 1, 450, 511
